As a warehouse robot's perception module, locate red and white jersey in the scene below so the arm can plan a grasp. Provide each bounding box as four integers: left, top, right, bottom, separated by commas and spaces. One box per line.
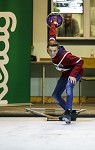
52, 46, 84, 78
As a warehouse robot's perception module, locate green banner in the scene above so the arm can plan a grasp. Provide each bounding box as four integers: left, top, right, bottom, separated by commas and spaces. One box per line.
0, 0, 33, 104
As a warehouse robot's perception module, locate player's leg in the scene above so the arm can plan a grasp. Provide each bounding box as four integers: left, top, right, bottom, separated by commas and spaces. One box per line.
66, 74, 82, 110
62, 74, 82, 123
52, 76, 68, 110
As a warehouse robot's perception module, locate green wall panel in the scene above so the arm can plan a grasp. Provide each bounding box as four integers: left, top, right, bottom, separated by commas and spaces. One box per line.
0, 0, 33, 103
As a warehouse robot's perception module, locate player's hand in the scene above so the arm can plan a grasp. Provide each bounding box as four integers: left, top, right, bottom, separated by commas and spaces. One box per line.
51, 19, 58, 26
53, 21, 58, 25
68, 76, 76, 85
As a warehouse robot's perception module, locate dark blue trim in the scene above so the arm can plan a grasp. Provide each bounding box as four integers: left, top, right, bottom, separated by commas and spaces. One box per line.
56, 46, 66, 56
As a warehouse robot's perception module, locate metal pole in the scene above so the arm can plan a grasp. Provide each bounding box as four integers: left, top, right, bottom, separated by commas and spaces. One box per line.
42, 65, 45, 104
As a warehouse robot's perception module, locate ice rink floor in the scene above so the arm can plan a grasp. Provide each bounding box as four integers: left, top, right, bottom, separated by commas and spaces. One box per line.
0, 117, 95, 150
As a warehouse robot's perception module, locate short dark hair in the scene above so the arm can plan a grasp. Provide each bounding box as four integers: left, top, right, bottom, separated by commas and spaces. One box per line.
47, 41, 59, 48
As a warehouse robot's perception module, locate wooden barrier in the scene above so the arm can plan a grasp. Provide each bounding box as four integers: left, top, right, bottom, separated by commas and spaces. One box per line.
82, 57, 95, 68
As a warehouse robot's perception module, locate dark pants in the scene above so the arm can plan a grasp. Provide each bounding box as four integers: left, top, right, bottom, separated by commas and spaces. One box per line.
52, 74, 81, 111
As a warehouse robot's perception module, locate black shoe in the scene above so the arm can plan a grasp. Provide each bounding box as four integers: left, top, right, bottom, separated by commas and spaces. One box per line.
71, 110, 77, 121
59, 109, 71, 124
59, 114, 65, 121
59, 110, 77, 122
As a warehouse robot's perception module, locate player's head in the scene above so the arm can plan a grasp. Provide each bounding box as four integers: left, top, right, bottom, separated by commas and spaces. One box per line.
47, 40, 59, 58
47, 22, 59, 58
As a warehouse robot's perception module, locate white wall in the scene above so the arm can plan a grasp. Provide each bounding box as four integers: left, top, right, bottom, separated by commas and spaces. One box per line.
33, 0, 95, 59
62, 45, 95, 57
33, 0, 48, 58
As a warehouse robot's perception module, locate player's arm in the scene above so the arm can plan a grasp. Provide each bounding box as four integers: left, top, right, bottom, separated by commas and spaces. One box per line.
64, 53, 84, 84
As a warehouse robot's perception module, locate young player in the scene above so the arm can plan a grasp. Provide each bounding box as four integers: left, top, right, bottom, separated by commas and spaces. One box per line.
47, 19, 84, 123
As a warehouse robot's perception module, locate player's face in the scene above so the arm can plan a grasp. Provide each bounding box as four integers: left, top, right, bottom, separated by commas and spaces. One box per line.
47, 46, 58, 58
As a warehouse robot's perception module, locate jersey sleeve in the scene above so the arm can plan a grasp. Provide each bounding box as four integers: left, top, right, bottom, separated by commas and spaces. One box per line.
63, 53, 84, 77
